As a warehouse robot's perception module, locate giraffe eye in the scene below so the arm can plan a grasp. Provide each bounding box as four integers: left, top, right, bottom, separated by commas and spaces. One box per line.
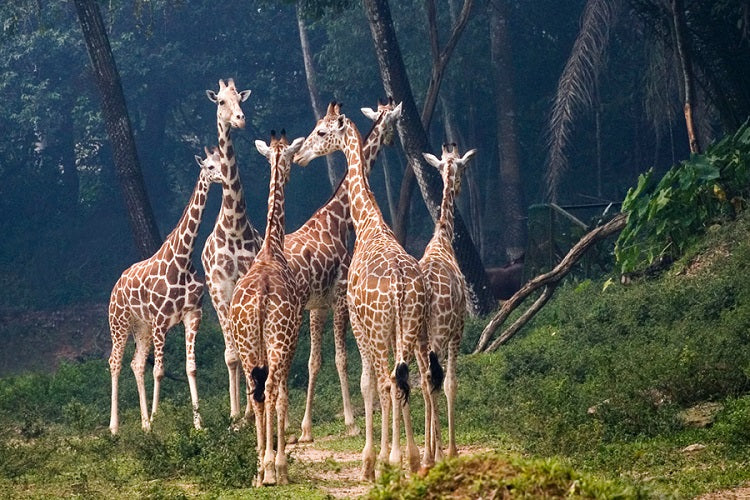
317, 130, 326, 137
219, 100, 225, 106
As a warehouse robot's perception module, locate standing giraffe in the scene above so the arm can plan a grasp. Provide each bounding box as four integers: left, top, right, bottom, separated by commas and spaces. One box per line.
420, 143, 476, 460
293, 98, 402, 443
294, 102, 437, 480
202, 78, 262, 419
108, 146, 223, 434
230, 131, 305, 486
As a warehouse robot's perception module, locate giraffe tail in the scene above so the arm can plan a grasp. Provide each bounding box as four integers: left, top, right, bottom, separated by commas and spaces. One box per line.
251, 366, 268, 402
392, 270, 411, 403
428, 351, 444, 392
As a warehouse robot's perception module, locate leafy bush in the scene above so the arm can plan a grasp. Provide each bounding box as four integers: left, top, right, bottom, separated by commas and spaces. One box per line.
616, 121, 750, 273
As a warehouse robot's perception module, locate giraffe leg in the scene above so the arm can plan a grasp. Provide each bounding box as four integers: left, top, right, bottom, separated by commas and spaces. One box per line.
130, 321, 151, 431
388, 375, 402, 468
445, 340, 459, 458
183, 310, 203, 430
108, 315, 129, 435
150, 326, 167, 424
415, 341, 435, 470
332, 291, 358, 436
359, 349, 377, 481
372, 356, 391, 474
262, 367, 279, 486
249, 372, 266, 487
275, 377, 290, 485
300, 308, 324, 442
216, 303, 243, 420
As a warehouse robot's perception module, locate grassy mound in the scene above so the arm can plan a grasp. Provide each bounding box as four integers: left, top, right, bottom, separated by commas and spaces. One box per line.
368, 454, 646, 499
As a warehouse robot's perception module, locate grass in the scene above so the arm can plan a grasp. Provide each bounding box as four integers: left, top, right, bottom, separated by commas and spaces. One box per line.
6, 212, 750, 497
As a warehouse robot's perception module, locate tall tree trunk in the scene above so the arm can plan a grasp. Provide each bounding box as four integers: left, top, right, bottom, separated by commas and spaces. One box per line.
297, 2, 340, 189
392, 0, 473, 245
73, 0, 161, 259
489, 1, 526, 261
670, 0, 701, 154
362, 0, 494, 315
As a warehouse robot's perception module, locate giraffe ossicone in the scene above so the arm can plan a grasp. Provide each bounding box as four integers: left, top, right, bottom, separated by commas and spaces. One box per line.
108, 146, 224, 435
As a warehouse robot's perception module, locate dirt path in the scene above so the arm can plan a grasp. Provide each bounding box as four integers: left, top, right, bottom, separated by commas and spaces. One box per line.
287, 436, 492, 499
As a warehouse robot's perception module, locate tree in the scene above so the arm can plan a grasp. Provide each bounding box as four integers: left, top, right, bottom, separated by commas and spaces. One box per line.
362, 0, 495, 314
488, 0, 525, 262
73, 0, 161, 258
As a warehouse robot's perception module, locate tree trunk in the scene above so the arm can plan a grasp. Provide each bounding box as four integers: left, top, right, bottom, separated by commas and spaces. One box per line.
362, 0, 494, 315
73, 0, 161, 259
670, 0, 701, 154
489, 1, 526, 262
297, 2, 340, 189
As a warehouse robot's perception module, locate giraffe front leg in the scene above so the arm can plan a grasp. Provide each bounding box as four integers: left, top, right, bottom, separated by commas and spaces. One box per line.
150, 327, 167, 425
445, 342, 459, 458
300, 308, 324, 442
332, 292, 358, 436
108, 319, 128, 435
262, 369, 279, 486
183, 310, 203, 430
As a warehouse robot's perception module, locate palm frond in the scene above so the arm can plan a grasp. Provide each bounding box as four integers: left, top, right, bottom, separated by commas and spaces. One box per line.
544, 0, 622, 202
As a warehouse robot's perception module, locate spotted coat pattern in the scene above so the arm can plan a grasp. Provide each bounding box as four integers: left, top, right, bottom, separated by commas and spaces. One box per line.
230, 132, 305, 486
294, 102, 436, 481
202, 79, 262, 418
290, 99, 401, 442
419, 144, 476, 460
108, 147, 223, 434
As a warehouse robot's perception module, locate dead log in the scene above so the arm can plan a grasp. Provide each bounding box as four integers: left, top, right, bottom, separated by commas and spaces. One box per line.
474, 212, 627, 353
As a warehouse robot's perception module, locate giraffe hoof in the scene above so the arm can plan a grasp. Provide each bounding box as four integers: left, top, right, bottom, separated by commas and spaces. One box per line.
287, 434, 299, 444
297, 430, 312, 443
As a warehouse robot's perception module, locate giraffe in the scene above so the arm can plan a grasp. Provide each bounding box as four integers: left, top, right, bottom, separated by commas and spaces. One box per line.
294, 102, 437, 480
420, 143, 476, 460
230, 130, 305, 486
202, 78, 263, 419
108, 146, 224, 434
292, 98, 402, 443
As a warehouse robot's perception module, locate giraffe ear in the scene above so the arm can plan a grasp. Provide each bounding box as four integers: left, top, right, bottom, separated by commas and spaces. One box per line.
255, 140, 271, 158
195, 155, 204, 167
336, 115, 346, 130
206, 90, 218, 103
361, 107, 378, 120
287, 137, 306, 156
392, 101, 403, 118
239, 89, 251, 102
422, 152, 442, 170
459, 148, 477, 165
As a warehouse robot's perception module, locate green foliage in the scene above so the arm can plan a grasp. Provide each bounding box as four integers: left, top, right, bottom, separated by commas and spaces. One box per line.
367, 454, 647, 499
616, 122, 750, 273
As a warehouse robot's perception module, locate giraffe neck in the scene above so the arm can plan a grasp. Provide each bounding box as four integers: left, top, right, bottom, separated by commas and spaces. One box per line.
164, 174, 211, 259
433, 174, 457, 245
216, 119, 249, 233
258, 154, 287, 260
360, 119, 388, 177
343, 120, 384, 235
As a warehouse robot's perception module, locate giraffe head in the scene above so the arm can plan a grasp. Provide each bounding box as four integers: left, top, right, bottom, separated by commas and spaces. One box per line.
255, 130, 305, 184
206, 78, 251, 129
361, 97, 403, 146
194, 146, 225, 184
422, 143, 477, 196
293, 101, 348, 167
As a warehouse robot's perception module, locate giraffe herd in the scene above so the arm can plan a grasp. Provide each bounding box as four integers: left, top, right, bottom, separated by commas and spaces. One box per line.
107, 80, 477, 485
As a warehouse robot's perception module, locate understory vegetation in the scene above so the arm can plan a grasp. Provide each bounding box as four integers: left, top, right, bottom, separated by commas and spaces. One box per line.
4, 209, 750, 498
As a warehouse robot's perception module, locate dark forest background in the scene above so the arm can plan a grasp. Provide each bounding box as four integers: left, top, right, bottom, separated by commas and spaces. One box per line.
1, 0, 748, 311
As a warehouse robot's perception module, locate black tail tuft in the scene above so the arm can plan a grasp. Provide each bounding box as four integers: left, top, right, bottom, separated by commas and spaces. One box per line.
251, 366, 269, 403
395, 362, 410, 403
428, 351, 444, 392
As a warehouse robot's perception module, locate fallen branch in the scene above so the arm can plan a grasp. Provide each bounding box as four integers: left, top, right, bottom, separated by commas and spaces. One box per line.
474, 212, 627, 353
